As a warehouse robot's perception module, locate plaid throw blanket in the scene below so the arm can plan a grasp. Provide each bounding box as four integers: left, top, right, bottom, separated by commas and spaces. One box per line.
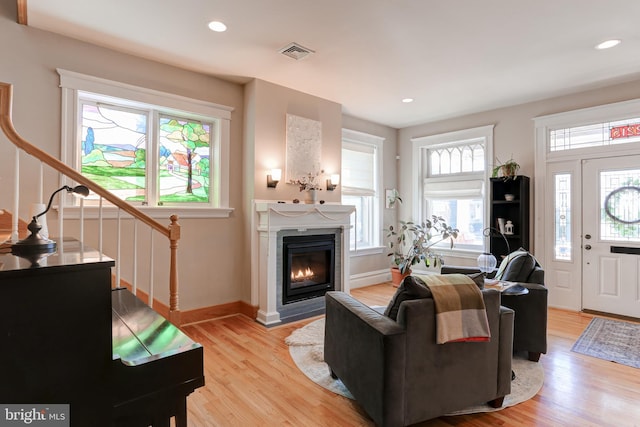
416, 274, 491, 344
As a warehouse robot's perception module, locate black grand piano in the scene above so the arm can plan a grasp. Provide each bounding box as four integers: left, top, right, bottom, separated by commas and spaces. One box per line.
0, 239, 204, 426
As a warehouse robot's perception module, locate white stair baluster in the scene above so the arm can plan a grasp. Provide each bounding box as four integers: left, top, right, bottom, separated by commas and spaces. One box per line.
148, 230, 154, 308
115, 209, 121, 289
38, 162, 43, 204
79, 197, 84, 243
98, 197, 103, 254
132, 219, 138, 295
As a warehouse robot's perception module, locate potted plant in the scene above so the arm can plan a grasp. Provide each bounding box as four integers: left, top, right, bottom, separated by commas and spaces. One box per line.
386, 216, 458, 286
492, 157, 520, 180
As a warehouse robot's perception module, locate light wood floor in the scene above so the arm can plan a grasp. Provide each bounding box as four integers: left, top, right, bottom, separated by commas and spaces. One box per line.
180, 283, 640, 427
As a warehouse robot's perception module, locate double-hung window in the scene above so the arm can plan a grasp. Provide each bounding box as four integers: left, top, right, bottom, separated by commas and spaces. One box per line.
341, 129, 384, 252
59, 69, 233, 217
412, 125, 494, 253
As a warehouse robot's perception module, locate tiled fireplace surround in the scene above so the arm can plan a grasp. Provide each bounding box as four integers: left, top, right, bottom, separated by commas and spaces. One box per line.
252, 201, 355, 326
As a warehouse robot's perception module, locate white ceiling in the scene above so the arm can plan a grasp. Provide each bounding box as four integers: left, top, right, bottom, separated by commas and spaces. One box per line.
26, 0, 640, 128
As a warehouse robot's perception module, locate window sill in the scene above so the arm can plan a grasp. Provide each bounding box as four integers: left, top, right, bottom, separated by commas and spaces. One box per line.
56, 206, 235, 220
349, 246, 385, 257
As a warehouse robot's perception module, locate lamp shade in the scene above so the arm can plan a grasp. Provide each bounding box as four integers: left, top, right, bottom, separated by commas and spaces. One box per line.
477, 252, 497, 273
270, 168, 282, 181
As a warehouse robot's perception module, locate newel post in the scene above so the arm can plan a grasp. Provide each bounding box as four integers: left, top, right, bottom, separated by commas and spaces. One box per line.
168, 214, 181, 325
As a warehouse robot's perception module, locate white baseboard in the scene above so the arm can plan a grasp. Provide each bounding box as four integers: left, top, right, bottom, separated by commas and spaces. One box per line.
349, 269, 391, 289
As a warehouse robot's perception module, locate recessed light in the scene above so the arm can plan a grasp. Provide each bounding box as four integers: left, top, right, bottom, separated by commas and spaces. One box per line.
595, 39, 621, 50
402, 98, 414, 103
208, 21, 227, 32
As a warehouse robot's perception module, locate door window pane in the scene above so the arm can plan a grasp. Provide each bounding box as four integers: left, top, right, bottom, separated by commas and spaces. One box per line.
601, 169, 640, 241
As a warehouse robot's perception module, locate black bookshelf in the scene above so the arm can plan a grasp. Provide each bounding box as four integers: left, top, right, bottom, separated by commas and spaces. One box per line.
489, 175, 530, 259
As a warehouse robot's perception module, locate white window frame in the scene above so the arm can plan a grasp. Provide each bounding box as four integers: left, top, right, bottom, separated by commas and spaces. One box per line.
342, 128, 385, 255
411, 125, 494, 256
58, 68, 234, 219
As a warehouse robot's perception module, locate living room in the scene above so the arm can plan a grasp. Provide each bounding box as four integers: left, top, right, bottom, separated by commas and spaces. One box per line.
1, 1, 640, 425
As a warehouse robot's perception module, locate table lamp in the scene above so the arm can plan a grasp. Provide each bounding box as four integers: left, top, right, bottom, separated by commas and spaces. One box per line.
11, 185, 90, 255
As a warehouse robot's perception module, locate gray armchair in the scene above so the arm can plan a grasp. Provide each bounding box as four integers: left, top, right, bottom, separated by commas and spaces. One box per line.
442, 252, 547, 362
324, 277, 514, 427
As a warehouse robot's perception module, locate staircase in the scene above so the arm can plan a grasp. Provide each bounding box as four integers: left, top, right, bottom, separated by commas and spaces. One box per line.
0, 82, 183, 325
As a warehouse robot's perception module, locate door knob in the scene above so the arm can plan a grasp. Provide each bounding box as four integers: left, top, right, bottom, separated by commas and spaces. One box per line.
585, 234, 591, 239
585, 244, 592, 250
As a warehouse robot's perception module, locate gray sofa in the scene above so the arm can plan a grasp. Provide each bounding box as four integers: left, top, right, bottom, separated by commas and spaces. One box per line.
442, 252, 547, 362
324, 277, 514, 427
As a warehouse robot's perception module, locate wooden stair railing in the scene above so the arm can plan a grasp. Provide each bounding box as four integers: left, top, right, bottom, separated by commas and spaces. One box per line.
0, 82, 182, 325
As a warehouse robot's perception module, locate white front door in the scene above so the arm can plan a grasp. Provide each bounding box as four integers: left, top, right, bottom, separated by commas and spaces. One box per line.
582, 155, 640, 318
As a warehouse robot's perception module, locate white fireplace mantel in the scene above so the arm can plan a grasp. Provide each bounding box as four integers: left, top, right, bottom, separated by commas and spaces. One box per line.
251, 201, 355, 325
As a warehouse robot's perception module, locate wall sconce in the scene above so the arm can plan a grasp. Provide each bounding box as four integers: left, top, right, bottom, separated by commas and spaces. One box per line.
326, 174, 340, 191
267, 169, 282, 188
11, 185, 90, 255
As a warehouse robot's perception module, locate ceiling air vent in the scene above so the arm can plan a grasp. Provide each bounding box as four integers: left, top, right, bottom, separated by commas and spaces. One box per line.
279, 42, 314, 60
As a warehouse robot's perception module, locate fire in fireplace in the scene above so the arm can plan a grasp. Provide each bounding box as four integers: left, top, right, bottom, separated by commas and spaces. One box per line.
282, 234, 335, 304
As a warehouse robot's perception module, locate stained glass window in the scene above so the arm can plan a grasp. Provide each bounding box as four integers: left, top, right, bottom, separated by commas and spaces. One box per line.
159, 117, 211, 204
78, 98, 215, 206
60, 70, 233, 214
81, 103, 147, 202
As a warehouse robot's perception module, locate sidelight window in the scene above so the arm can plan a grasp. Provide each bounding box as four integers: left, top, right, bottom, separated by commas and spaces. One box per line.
554, 174, 572, 260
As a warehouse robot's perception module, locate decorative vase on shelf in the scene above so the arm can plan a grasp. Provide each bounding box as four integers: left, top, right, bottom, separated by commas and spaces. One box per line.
305, 189, 318, 204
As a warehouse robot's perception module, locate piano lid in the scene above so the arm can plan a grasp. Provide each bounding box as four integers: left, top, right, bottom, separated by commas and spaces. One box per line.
111, 288, 201, 366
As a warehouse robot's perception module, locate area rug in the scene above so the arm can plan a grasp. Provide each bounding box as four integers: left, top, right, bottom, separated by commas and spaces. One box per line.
571, 317, 640, 369
285, 318, 544, 414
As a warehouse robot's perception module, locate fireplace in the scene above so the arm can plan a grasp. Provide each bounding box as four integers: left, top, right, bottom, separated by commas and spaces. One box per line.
252, 201, 355, 325
283, 234, 335, 304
